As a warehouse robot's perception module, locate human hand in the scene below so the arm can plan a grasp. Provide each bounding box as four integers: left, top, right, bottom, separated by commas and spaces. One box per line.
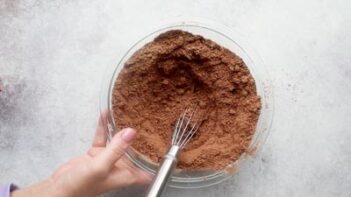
12, 112, 150, 197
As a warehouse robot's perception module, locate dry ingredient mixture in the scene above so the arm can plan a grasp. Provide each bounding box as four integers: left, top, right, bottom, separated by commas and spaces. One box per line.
112, 30, 261, 170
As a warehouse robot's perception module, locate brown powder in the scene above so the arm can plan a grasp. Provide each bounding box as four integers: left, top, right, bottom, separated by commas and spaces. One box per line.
112, 30, 261, 170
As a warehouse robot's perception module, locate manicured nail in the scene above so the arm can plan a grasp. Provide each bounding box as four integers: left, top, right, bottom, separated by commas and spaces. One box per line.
121, 128, 136, 143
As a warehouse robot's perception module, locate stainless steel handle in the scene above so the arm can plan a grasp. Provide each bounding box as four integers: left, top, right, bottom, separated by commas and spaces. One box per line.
145, 146, 180, 197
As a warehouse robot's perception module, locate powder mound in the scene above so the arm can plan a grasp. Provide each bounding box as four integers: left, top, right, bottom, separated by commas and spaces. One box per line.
112, 30, 261, 170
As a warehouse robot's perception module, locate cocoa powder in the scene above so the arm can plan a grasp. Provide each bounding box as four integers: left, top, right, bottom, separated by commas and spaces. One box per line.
112, 30, 261, 170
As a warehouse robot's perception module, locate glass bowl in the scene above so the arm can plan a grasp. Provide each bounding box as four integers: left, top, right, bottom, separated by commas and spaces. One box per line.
100, 20, 274, 188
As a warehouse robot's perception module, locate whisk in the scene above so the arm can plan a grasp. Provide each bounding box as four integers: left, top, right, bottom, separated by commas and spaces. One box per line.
145, 109, 200, 197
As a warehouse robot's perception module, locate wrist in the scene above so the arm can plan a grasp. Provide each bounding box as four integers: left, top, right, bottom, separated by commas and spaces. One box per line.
47, 176, 99, 197
11, 179, 62, 197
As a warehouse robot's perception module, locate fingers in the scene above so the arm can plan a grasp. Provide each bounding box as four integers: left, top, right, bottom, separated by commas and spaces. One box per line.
115, 156, 152, 185
105, 168, 152, 189
131, 167, 152, 185
86, 147, 104, 157
92, 110, 109, 147
94, 128, 136, 170
101, 159, 152, 190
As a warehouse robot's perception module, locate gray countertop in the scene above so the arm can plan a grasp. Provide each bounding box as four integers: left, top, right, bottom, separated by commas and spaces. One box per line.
1, 0, 351, 196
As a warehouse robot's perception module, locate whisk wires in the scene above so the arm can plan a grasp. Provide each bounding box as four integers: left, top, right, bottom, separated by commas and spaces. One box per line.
171, 109, 200, 148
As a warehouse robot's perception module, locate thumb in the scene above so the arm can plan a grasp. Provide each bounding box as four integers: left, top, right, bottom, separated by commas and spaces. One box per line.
95, 128, 136, 169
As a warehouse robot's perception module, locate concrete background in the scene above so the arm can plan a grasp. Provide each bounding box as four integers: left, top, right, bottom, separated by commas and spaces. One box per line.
1, 0, 351, 196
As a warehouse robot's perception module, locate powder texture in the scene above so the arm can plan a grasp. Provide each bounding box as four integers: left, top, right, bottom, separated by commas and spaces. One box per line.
112, 30, 261, 170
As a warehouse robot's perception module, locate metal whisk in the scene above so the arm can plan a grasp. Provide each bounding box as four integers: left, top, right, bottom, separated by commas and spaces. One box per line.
146, 109, 200, 197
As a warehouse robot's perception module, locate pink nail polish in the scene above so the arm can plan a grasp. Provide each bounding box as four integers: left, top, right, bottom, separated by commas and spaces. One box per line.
121, 128, 136, 143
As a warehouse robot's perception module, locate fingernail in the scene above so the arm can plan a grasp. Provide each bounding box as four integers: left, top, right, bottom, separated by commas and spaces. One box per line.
121, 128, 136, 143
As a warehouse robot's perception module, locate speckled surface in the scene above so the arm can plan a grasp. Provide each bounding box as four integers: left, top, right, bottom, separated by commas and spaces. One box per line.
1, 0, 351, 196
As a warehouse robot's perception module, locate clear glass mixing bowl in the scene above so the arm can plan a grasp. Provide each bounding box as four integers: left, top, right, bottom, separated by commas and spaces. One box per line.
100, 20, 274, 188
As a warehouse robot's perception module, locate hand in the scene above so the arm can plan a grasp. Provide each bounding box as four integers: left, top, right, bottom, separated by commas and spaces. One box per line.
12, 112, 151, 197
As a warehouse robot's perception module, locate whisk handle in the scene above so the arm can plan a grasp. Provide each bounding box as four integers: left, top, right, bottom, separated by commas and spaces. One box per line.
145, 145, 180, 197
